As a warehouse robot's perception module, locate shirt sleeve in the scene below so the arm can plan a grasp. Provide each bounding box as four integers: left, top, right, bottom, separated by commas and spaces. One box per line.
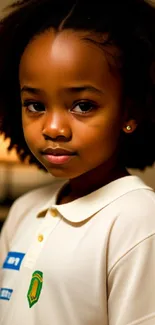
0, 218, 10, 268
0, 198, 22, 268
108, 235, 155, 325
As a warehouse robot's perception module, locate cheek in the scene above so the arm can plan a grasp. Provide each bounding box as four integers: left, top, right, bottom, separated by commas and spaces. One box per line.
76, 117, 121, 153
22, 111, 29, 138
22, 117, 40, 150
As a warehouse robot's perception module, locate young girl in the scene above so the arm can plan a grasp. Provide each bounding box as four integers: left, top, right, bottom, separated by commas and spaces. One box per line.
0, 0, 155, 324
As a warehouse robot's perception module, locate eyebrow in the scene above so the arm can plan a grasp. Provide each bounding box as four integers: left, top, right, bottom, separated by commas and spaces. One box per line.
20, 86, 43, 95
20, 85, 104, 95
69, 86, 104, 95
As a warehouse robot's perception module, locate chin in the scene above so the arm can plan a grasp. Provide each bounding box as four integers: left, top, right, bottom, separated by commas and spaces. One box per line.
46, 167, 72, 179
46, 166, 83, 180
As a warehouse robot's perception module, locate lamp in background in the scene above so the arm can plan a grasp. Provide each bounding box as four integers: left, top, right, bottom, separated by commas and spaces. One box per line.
0, 135, 19, 164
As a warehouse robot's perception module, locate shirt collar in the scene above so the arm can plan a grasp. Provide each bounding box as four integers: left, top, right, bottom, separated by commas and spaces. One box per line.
37, 176, 153, 223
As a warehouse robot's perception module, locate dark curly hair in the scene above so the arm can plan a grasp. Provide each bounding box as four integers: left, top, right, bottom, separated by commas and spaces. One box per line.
0, 0, 155, 170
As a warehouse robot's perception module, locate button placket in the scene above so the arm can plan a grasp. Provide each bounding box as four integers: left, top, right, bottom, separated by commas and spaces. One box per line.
24, 208, 61, 269
38, 234, 44, 242
51, 208, 58, 217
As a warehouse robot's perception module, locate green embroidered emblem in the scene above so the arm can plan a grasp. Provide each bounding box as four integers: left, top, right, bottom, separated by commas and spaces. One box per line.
27, 270, 43, 308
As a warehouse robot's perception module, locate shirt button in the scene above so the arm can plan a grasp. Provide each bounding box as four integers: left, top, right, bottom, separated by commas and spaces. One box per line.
51, 209, 57, 217
38, 234, 44, 242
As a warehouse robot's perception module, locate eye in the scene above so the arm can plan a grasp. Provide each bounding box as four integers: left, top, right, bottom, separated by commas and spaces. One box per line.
22, 100, 45, 113
71, 101, 98, 115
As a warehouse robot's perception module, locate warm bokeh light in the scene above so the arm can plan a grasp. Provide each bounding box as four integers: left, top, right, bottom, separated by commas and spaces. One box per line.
0, 135, 19, 163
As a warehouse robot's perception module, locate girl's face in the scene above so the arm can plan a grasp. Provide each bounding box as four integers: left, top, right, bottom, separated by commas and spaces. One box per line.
20, 29, 124, 179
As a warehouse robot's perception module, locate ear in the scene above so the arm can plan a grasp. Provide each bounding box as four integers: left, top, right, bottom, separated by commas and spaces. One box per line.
122, 119, 138, 134
122, 98, 138, 134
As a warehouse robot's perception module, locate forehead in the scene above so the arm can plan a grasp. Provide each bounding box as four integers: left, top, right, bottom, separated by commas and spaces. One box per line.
19, 29, 121, 89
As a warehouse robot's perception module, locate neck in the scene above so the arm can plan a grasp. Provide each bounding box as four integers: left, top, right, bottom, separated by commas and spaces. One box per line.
58, 160, 129, 204
69, 165, 128, 198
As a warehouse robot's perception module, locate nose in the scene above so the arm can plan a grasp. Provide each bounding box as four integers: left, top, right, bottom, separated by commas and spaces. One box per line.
42, 110, 72, 142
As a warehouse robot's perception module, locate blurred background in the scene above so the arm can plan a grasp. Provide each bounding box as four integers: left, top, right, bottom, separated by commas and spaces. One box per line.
1, 0, 155, 229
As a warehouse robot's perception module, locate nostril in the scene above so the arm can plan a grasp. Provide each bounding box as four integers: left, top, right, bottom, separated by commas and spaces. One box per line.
43, 134, 71, 142
43, 134, 53, 141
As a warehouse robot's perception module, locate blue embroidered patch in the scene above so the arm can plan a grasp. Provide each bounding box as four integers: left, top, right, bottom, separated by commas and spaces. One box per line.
3, 252, 25, 271
0, 288, 13, 301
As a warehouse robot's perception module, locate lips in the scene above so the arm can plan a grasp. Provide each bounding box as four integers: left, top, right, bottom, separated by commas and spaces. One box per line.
41, 147, 76, 165
42, 147, 76, 156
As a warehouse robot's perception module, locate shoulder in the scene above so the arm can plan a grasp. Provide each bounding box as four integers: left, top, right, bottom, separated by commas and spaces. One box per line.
116, 185, 155, 226
108, 179, 155, 271
12, 178, 64, 210
117, 184, 155, 218
2, 179, 65, 235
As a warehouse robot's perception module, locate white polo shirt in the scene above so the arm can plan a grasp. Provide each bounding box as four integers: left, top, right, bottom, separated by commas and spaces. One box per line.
0, 175, 155, 325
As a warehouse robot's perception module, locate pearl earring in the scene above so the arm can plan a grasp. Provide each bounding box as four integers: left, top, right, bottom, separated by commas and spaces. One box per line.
126, 125, 132, 131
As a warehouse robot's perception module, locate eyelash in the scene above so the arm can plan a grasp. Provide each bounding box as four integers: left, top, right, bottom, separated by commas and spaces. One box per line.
22, 101, 45, 113
22, 100, 98, 115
